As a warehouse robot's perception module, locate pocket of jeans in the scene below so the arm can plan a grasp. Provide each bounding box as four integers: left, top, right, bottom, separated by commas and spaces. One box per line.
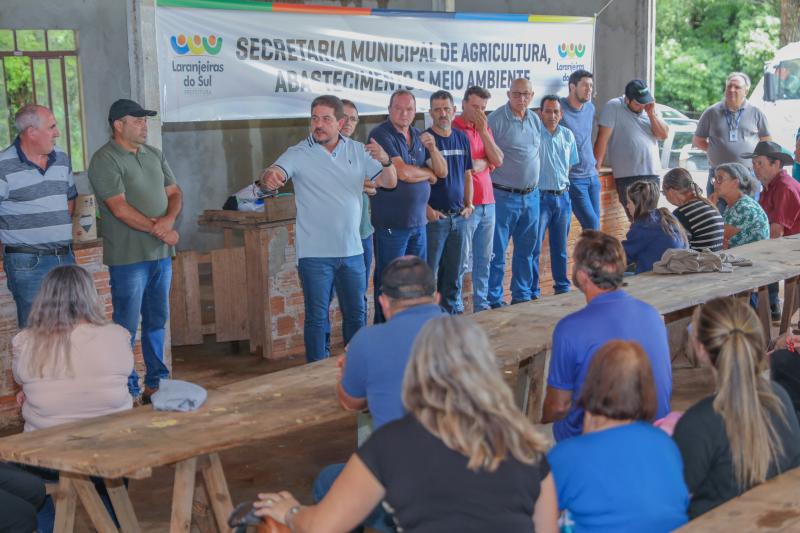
7, 253, 40, 272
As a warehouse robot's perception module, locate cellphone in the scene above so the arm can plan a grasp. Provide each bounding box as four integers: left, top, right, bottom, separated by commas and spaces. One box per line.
228, 501, 262, 528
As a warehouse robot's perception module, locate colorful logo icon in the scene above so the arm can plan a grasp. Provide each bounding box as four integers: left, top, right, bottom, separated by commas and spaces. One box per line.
170, 34, 222, 55
557, 43, 586, 59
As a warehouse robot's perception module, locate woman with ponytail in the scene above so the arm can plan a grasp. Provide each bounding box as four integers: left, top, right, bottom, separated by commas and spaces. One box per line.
662, 168, 724, 251
673, 297, 800, 518
622, 180, 688, 273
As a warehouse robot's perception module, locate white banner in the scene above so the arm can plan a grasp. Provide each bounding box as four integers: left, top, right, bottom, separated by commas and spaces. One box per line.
155, 2, 595, 122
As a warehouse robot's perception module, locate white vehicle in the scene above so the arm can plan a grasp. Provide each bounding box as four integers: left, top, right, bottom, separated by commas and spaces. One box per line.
656, 104, 710, 208
750, 41, 800, 152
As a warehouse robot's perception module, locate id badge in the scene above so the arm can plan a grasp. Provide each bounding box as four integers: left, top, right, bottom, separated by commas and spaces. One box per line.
729, 130, 738, 142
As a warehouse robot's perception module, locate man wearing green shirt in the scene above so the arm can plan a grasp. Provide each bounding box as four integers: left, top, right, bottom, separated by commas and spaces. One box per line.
88, 99, 182, 401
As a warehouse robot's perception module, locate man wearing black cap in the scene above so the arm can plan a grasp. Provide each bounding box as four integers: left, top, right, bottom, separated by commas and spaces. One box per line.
88, 99, 183, 402
744, 140, 800, 319
594, 79, 669, 220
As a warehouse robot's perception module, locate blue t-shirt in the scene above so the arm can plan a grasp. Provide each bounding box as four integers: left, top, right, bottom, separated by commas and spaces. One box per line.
559, 97, 597, 180
548, 290, 672, 441
623, 211, 689, 274
427, 127, 472, 212
341, 304, 443, 430
548, 422, 689, 533
369, 120, 431, 229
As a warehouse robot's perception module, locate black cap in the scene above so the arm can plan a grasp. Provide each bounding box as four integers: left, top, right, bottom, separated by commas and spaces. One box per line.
624, 79, 654, 105
380, 256, 435, 300
740, 141, 794, 166
108, 99, 157, 123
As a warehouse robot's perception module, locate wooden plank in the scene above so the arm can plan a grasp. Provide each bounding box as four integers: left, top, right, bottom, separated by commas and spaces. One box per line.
169, 252, 204, 346
105, 478, 141, 533
527, 349, 552, 424
198, 198, 296, 227
72, 475, 119, 533
223, 228, 234, 249
191, 478, 217, 533
244, 228, 273, 358
211, 247, 250, 342
758, 286, 772, 343
199, 453, 234, 533
168, 254, 190, 346
170, 457, 197, 533
780, 277, 799, 335
53, 476, 77, 533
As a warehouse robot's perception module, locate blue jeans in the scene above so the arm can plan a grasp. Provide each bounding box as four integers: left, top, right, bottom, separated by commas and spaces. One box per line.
569, 175, 601, 230
109, 257, 172, 396
298, 255, 366, 362
323, 237, 372, 353
462, 204, 496, 312
534, 191, 572, 295
488, 188, 541, 305
4, 251, 75, 328
373, 226, 426, 323
313, 463, 396, 533
426, 213, 467, 314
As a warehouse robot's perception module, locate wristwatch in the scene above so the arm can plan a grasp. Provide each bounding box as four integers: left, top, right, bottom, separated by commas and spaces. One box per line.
285, 505, 302, 530
381, 159, 393, 167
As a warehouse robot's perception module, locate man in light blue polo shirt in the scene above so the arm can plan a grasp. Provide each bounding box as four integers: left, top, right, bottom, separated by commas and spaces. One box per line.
260, 95, 397, 362
487, 78, 542, 307
533, 96, 578, 296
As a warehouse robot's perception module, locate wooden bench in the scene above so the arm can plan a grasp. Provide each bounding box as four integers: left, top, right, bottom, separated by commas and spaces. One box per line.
676, 468, 800, 532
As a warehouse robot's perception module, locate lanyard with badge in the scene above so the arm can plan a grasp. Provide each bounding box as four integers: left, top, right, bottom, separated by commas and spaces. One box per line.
725, 108, 744, 142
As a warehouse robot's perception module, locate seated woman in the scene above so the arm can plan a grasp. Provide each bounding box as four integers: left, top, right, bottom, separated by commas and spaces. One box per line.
253, 315, 558, 532
622, 180, 688, 273
712, 162, 769, 249
662, 167, 724, 251
673, 297, 800, 518
548, 340, 689, 532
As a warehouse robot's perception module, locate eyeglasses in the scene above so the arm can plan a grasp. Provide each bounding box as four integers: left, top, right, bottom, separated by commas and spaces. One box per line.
713, 174, 729, 183
510, 91, 533, 99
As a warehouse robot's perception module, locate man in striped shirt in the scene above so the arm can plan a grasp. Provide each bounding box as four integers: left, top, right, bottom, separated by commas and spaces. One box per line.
0, 105, 76, 327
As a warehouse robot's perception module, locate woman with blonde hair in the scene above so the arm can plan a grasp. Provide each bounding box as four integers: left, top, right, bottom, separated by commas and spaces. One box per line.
673, 297, 800, 518
254, 315, 558, 532
622, 180, 688, 273
662, 167, 724, 251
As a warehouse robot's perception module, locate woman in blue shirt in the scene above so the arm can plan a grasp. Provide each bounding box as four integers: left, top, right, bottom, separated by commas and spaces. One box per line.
622, 180, 688, 273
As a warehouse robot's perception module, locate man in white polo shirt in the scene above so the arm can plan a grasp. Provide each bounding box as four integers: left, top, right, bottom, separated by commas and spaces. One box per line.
260, 95, 397, 362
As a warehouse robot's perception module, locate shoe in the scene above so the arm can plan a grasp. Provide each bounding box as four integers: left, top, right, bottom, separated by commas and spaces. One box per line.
142, 386, 158, 405
771, 302, 782, 322
490, 301, 508, 309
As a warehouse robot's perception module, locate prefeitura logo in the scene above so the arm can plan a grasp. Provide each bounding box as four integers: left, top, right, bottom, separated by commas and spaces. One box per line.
170, 34, 223, 55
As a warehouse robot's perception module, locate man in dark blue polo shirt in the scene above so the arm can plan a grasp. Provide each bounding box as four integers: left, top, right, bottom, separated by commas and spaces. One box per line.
370, 90, 446, 323
425, 90, 473, 314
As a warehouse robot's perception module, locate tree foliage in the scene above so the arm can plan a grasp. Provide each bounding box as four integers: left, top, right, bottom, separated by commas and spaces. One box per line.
655, 0, 780, 115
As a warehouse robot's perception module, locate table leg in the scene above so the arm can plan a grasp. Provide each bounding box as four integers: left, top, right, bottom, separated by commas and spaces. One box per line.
105, 478, 141, 533
199, 453, 234, 533
53, 475, 77, 533
514, 357, 533, 415
757, 286, 772, 344
191, 478, 217, 533
780, 277, 799, 335
244, 228, 273, 358
71, 475, 119, 532
528, 349, 552, 424
171, 457, 197, 533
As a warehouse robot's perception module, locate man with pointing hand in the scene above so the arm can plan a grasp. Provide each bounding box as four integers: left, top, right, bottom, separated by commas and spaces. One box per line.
260, 95, 397, 362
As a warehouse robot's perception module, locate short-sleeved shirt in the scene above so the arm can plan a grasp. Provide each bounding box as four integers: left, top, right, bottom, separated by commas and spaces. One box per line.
426, 128, 472, 212
359, 193, 374, 239
548, 290, 672, 441
598, 97, 661, 178
724, 194, 770, 248
370, 120, 431, 229
487, 103, 542, 190
274, 134, 381, 259
357, 413, 550, 533
88, 141, 177, 266
452, 116, 495, 205
673, 382, 800, 518
673, 199, 725, 251
694, 101, 770, 168
342, 304, 443, 430
0, 138, 77, 249
623, 210, 689, 274
559, 97, 597, 180
758, 169, 800, 236
538, 123, 579, 191
548, 422, 689, 532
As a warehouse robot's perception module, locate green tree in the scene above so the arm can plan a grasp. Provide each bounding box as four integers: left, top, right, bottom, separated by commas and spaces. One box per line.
656, 0, 780, 115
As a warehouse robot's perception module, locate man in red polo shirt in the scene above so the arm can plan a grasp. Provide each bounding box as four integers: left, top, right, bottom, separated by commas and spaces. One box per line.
453, 85, 504, 312
743, 140, 800, 319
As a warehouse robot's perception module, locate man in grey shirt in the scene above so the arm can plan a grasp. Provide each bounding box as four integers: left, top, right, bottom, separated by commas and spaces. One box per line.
594, 79, 669, 220
486, 78, 542, 307
693, 71, 770, 211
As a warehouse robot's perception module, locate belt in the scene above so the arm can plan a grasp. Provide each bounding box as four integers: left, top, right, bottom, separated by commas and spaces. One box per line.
541, 188, 568, 196
436, 209, 462, 216
4, 245, 72, 256
492, 183, 535, 195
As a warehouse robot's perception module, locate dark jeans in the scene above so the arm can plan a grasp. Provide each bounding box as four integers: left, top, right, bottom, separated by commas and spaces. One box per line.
4, 250, 75, 328
313, 463, 396, 533
373, 226, 426, 323
0, 462, 45, 533
569, 174, 601, 230
772, 348, 800, 419
426, 213, 467, 314
615, 175, 660, 220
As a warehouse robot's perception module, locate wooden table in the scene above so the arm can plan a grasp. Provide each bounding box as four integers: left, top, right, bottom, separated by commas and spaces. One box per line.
676, 468, 800, 532
1, 236, 799, 532
197, 200, 296, 358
